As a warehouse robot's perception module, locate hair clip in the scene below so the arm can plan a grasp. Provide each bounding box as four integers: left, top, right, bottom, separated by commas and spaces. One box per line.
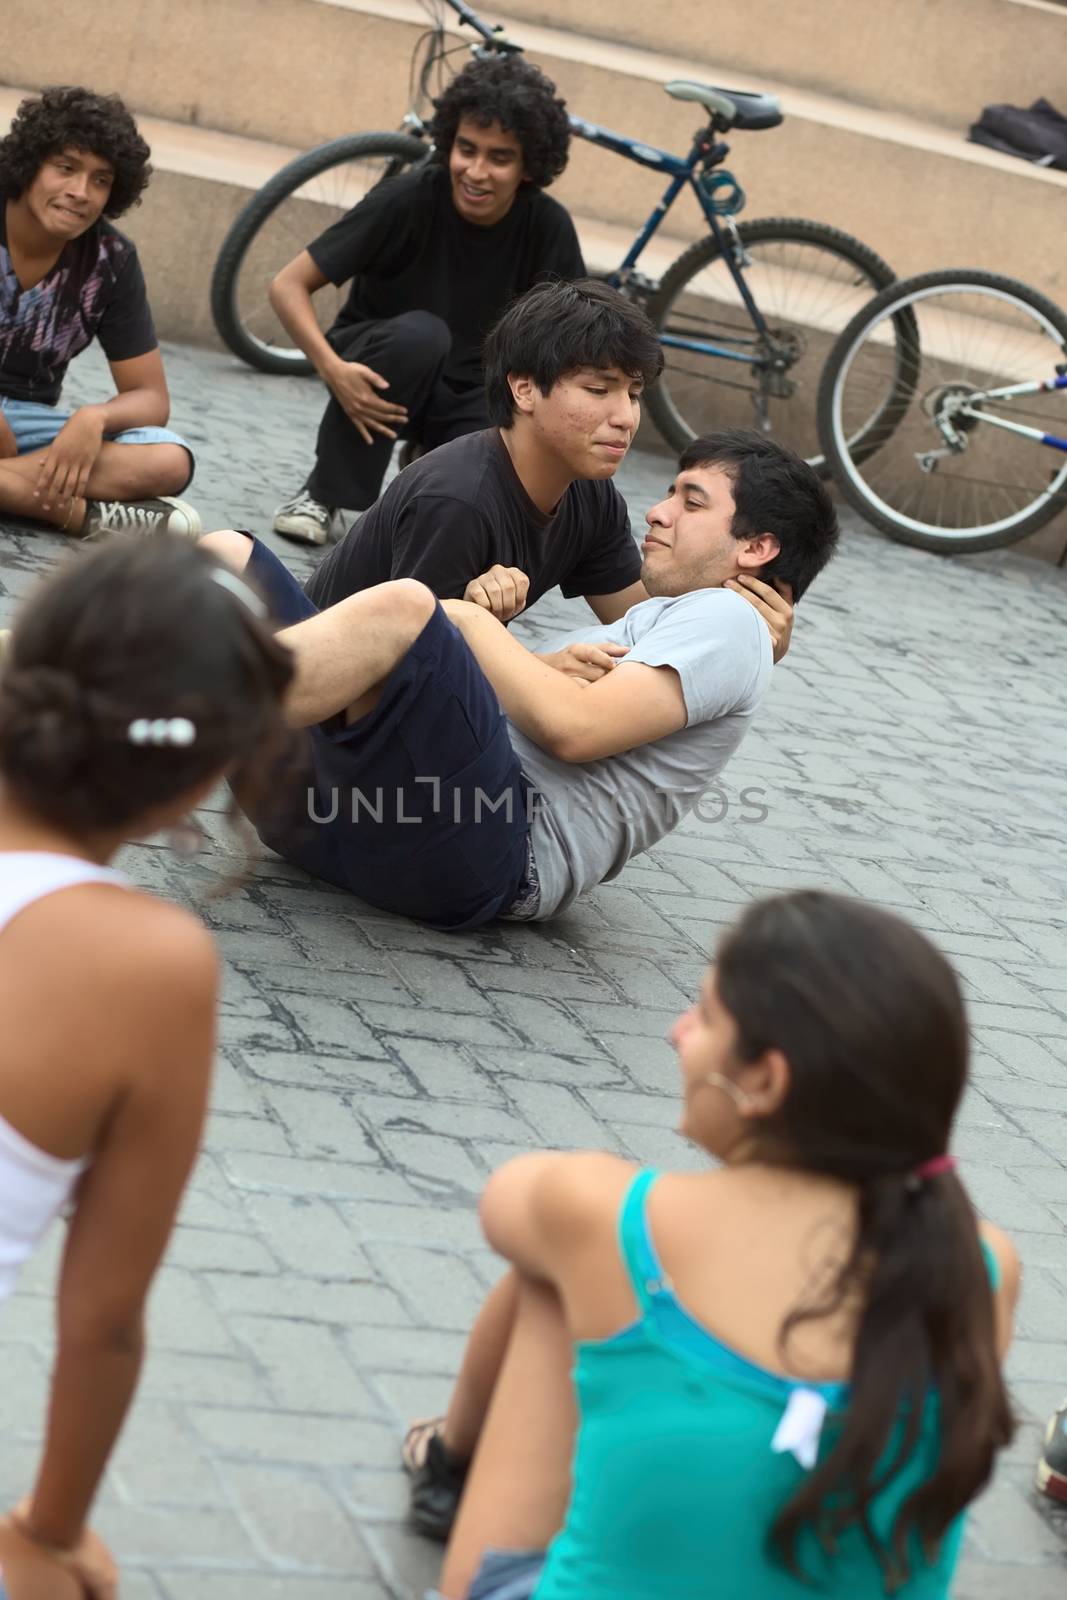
210, 567, 269, 620
127, 717, 197, 747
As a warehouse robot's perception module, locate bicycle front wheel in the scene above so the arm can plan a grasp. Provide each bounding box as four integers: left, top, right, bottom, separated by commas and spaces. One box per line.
644, 218, 898, 472
818, 270, 1067, 553
210, 132, 430, 374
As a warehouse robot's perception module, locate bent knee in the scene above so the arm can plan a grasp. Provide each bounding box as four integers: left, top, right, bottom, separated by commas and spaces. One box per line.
198, 528, 255, 571
391, 309, 452, 363
154, 443, 193, 495
384, 576, 438, 625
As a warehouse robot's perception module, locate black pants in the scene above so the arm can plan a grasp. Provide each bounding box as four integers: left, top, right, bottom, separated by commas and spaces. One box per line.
305, 311, 490, 510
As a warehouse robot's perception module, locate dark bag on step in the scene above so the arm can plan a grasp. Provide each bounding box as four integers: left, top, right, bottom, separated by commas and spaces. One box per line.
969, 98, 1067, 169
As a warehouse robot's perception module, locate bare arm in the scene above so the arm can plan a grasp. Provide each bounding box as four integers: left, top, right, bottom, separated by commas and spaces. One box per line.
23, 912, 217, 1549
34, 349, 173, 508
270, 251, 407, 445
269, 250, 343, 382
443, 599, 688, 763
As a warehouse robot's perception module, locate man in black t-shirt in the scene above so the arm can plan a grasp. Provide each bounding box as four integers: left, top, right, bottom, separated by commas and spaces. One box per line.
305, 278, 660, 626
0, 88, 199, 540
269, 56, 584, 546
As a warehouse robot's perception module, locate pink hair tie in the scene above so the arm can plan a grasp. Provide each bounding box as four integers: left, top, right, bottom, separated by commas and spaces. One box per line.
913, 1154, 957, 1181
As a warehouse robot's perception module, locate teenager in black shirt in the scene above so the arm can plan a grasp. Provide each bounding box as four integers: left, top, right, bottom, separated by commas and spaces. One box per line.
0, 88, 199, 541
305, 279, 654, 626
269, 56, 584, 546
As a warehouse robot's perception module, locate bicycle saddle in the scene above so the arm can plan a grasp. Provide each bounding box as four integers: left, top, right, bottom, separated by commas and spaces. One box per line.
665, 81, 783, 130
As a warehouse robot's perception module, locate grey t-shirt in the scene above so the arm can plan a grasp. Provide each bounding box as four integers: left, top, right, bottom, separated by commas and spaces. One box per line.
508, 588, 772, 919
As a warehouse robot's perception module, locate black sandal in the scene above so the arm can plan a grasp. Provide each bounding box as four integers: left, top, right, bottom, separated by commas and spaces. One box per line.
402, 1416, 470, 1542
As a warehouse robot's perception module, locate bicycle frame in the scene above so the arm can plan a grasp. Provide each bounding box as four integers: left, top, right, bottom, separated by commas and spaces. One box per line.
953, 373, 1067, 452
566, 115, 774, 362
443, 0, 781, 367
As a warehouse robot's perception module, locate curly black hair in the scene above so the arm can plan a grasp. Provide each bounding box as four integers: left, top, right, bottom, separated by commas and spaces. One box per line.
429, 56, 571, 189
0, 86, 152, 219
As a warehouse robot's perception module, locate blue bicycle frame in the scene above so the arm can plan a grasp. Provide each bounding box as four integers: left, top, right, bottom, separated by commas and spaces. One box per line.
567, 113, 776, 364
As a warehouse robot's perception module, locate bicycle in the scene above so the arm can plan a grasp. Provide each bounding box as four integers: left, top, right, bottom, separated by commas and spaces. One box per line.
210, 0, 903, 471
817, 268, 1067, 553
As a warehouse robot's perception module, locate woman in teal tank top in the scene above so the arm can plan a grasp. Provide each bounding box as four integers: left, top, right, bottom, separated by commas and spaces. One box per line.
412, 891, 1019, 1600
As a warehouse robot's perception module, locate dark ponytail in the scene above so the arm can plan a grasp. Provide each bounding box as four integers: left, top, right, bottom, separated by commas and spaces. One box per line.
715, 892, 1014, 1588
0, 540, 294, 836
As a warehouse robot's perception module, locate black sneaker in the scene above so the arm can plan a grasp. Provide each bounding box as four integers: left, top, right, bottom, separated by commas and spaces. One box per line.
404, 1424, 469, 1542
1037, 1398, 1067, 1505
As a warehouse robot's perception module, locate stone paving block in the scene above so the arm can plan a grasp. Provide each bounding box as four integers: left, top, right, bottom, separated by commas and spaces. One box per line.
205, 1271, 408, 1329
110, 1402, 220, 1507
967, 1478, 1067, 1561
189, 1406, 398, 1469
257, 1082, 380, 1162
273, 992, 391, 1059
345, 1323, 468, 1376
242, 1192, 370, 1279
160, 1577, 388, 1600
139, 1351, 270, 1408
952, 1560, 1067, 1600
504, 1078, 621, 1150
354, 1093, 528, 1145
204, 1110, 294, 1158
473, 1044, 630, 1090
356, 1000, 519, 1048
229, 1316, 368, 1414
95, 1503, 259, 1564
240, 1045, 414, 1097
148, 1267, 238, 1354
363, 1243, 488, 1332
222, 1150, 417, 1205
340, 1201, 483, 1253
383, 1035, 507, 1103
374, 1129, 486, 1192
166, 1226, 280, 1275
224, 1461, 377, 1572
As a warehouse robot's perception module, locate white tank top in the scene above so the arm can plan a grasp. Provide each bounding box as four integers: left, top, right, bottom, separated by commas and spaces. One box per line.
0, 852, 128, 1304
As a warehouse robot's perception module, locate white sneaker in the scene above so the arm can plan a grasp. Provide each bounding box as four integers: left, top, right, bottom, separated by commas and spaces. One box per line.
273, 490, 334, 545
83, 496, 202, 542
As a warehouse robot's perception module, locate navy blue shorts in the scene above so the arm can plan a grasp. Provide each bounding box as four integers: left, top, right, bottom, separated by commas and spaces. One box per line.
245, 538, 530, 931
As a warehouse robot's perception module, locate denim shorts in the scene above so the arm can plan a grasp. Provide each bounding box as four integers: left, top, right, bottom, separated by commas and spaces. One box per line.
0, 396, 194, 488
426, 1548, 545, 1600
243, 537, 532, 931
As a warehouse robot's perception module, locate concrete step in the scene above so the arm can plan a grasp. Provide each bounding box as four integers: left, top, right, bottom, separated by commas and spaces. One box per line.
6, 0, 1067, 309
494, 0, 1067, 132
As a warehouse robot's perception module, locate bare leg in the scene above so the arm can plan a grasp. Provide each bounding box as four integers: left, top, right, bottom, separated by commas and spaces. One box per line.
199, 528, 438, 725
0, 442, 190, 532
437, 1274, 577, 1600
441, 1272, 519, 1459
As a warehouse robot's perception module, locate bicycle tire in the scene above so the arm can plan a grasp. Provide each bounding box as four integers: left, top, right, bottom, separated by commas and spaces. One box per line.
644, 218, 899, 473
817, 269, 1067, 554
210, 131, 429, 375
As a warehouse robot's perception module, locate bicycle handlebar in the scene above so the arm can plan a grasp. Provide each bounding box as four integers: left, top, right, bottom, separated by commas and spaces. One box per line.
434, 0, 523, 52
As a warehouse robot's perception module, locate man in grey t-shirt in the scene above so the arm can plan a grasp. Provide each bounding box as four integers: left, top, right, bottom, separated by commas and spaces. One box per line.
202, 429, 839, 930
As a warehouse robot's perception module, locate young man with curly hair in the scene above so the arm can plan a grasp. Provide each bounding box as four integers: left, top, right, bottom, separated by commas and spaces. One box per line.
0, 87, 200, 540
269, 55, 584, 545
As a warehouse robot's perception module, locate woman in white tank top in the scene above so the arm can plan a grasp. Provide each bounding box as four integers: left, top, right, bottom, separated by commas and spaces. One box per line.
0, 539, 293, 1600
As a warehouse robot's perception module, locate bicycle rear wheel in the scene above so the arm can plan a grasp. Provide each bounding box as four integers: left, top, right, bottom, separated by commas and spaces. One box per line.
818, 269, 1067, 553
210, 132, 429, 375
644, 218, 899, 473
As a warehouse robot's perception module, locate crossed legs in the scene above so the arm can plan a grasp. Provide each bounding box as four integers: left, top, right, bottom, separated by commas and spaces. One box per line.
0, 441, 190, 533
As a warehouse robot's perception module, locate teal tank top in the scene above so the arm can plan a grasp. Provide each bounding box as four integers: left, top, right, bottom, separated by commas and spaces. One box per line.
533, 1169, 992, 1600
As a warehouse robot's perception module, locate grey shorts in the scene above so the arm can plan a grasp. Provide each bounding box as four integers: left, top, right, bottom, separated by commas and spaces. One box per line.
427, 1548, 545, 1600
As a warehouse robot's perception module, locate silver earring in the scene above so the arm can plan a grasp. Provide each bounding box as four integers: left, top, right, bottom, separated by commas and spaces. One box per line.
704, 1072, 757, 1112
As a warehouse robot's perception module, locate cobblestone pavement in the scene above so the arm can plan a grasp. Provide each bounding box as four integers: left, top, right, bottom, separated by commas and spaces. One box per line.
1, 343, 1066, 1599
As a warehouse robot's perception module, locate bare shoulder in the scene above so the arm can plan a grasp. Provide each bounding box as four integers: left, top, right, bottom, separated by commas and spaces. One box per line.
19, 882, 218, 1008
533, 1151, 640, 1232
978, 1219, 1022, 1304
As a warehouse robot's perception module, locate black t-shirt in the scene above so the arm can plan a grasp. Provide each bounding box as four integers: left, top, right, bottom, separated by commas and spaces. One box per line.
305, 428, 641, 610
0, 208, 157, 404
307, 164, 584, 389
